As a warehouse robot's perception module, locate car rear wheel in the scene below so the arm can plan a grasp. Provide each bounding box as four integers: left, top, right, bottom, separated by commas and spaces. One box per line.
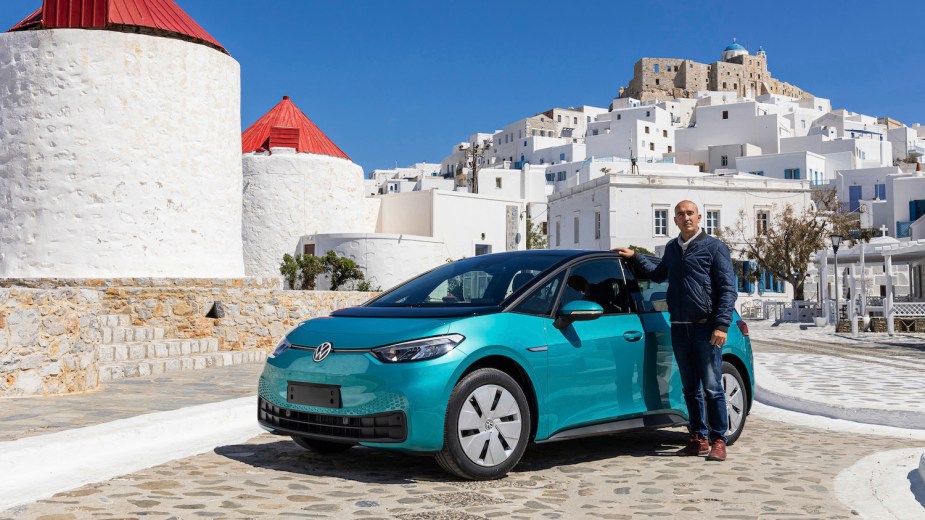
435, 368, 531, 480
722, 361, 748, 445
291, 435, 355, 454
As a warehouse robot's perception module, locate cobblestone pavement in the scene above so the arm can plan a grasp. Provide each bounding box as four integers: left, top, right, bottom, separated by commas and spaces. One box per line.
0, 363, 263, 442
4, 414, 921, 520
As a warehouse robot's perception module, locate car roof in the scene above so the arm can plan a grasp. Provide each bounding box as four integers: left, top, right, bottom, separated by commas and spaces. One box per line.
471, 249, 614, 261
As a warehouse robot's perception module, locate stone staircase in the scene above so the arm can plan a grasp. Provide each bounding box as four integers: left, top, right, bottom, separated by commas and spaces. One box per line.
97, 314, 266, 382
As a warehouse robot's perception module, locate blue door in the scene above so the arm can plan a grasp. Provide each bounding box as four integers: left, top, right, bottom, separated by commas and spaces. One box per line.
849, 185, 862, 213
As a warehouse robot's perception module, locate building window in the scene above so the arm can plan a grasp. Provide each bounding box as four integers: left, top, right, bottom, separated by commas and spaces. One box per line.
654, 209, 668, 236
557, 115, 562, 122
645, 126, 650, 134
616, 114, 621, 120
649, 142, 655, 151
646, 111, 650, 117
663, 129, 668, 138
559, 152, 566, 161
784, 168, 800, 180
592, 129, 599, 136
573, 117, 578, 124
668, 145, 673, 153
654, 64, 659, 73
545, 173, 555, 182
705, 210, 720, 235
574, 215, 580, 243
875, 183, 886, 200
655, 79, 660, 85
756, 210, 769, 234
721, 155, 728, 166
495, 177, 502, 189
556, 171, 566, 181
750, 170, 764, 176
555, 217, 561, 247
587, 116, 591, 122
722, 110, 729, 119
759, 269, 784, 293
541, 221, 548, 235
475, 244, 492, 256
594, 209, 601, 239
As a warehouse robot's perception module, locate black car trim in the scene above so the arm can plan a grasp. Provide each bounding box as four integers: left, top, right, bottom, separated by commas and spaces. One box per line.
535, 413, 687, 443
258, 397, 407, 443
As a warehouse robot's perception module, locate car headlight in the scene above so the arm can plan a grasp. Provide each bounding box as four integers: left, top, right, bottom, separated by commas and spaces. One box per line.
269, 338, 292, 358
371, 334, 465, 363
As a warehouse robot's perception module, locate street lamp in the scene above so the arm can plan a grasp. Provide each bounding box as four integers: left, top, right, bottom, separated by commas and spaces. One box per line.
831, 235, 843, 326
458, 138, 493, 194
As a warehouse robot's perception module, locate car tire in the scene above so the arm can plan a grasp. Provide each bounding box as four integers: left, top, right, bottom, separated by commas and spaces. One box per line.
722, 361, 748, 445
435, 368, 531, 480
291, 435, 355, 454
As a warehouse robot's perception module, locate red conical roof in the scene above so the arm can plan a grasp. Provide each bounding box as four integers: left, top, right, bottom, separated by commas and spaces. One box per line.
9, 0, 226, 54
242, 96, 351, 161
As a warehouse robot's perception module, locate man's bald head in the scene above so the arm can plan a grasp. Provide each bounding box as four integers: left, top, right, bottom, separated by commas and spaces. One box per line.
675, 200, 699, 216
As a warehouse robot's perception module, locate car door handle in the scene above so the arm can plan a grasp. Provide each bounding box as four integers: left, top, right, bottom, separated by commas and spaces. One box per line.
623, 331, 643, 342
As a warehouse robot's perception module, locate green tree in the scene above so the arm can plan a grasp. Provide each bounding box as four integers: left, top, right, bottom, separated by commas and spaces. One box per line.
717, 188, 867, 300
321, 250, 365, 291
526, 217, 548, 250
279, 253, 326, 290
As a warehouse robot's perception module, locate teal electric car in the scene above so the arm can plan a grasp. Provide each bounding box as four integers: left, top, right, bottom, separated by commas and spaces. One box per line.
258, 250, 753, 480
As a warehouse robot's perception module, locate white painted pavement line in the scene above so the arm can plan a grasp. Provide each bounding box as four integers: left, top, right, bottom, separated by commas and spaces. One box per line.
751, 402, 925, 441
834, 447, 925, 520
0, 395, 262, 511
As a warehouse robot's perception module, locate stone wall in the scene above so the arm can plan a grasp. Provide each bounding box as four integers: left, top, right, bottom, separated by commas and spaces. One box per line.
0, 278, 376, 397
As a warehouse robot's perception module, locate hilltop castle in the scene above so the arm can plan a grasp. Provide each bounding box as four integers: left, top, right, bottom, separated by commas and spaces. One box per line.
621, 39, 811, 101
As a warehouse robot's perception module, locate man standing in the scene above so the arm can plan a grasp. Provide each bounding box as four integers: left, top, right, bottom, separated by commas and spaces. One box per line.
613, 200, 737, 461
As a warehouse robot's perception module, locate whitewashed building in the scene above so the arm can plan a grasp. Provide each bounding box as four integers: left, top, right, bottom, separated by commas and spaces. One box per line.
0, 0, 245, 278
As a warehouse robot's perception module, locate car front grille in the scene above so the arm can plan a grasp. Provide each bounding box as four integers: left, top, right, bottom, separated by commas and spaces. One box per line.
258, 397, 406, 443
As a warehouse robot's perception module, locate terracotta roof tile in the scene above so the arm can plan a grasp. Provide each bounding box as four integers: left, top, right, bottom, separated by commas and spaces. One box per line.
242, 96, 351, 161
9, 0, 226, 53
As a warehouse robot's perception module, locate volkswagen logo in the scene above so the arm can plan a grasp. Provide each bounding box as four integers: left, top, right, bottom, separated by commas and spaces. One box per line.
313, 342, 333, 362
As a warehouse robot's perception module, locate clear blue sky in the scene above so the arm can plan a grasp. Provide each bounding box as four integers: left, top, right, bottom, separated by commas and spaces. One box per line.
4, 0, 924, 175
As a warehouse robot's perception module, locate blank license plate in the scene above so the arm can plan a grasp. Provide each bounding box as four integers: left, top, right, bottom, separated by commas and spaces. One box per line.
287, 382, 341, 408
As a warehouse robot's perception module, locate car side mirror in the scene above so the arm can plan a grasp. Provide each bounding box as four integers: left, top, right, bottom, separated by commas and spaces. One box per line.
554, 300, 604, 329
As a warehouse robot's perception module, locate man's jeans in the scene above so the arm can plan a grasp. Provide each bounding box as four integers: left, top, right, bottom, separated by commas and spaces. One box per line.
670, 323, 728, 443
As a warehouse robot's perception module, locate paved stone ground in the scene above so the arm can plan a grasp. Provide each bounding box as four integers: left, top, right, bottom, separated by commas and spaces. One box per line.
748, 320, 925, 349
0, 363, 264, 442
3, 414, 920, 520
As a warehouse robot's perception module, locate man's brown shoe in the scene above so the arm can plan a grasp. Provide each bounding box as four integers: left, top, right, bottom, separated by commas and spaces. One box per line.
706, 439, 727, 461
676, 434, 709, 456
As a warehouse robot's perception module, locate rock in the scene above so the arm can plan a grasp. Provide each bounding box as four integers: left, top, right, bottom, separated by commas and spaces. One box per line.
13, 369, 43, 395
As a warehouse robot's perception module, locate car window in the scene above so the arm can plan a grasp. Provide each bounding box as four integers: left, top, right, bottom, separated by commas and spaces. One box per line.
560, 259, 630, 315
511, 272, 564, 316
623, 258, 669, 313
369, 254, 563, 307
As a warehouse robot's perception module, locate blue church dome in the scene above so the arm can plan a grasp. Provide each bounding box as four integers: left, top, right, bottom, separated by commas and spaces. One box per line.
724, 41, 746, 51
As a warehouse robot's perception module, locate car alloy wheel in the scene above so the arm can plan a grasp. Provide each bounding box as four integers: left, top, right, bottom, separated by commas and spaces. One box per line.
436, 368, 531, 480
721, 361, 748, 445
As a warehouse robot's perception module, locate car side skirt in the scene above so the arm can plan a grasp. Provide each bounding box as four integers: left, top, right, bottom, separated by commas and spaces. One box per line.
535, 413, 687, 444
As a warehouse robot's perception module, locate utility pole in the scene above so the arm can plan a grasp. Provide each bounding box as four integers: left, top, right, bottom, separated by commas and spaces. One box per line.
459, 138, 492, 193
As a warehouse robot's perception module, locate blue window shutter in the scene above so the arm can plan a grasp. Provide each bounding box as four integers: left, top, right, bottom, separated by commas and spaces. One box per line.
757, 270, 765, 292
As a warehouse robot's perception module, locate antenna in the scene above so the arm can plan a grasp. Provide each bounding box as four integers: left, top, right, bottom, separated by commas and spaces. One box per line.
629, 130, 639, 175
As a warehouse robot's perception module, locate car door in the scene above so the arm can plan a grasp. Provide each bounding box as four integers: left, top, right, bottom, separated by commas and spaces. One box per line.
623, 259, 686, 415
544, 257, 648, 434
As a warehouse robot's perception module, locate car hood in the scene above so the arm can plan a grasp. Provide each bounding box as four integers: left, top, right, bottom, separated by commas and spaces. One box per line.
286, 315, 453, 350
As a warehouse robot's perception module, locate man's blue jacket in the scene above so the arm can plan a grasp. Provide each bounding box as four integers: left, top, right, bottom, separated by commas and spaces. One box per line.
632, 231, 737, 332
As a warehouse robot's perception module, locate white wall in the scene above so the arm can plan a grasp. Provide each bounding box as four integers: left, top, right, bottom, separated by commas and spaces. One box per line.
310, 233, 445, 291
676, 101, 782, 155
548, 172, 812, 254
242, 150, 377, 277
735, 151, 827, 184
0, 30, 244, 278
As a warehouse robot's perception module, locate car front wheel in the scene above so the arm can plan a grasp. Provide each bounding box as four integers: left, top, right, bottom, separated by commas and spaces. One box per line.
435, 368, 531, 480
722, 361, 748, 445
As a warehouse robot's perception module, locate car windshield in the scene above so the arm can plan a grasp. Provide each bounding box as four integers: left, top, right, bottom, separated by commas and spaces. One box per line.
368, 254, 564, 307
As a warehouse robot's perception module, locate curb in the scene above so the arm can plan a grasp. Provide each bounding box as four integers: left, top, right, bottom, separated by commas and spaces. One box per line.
754, 361, 925, 430
0, 396, 262, 511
